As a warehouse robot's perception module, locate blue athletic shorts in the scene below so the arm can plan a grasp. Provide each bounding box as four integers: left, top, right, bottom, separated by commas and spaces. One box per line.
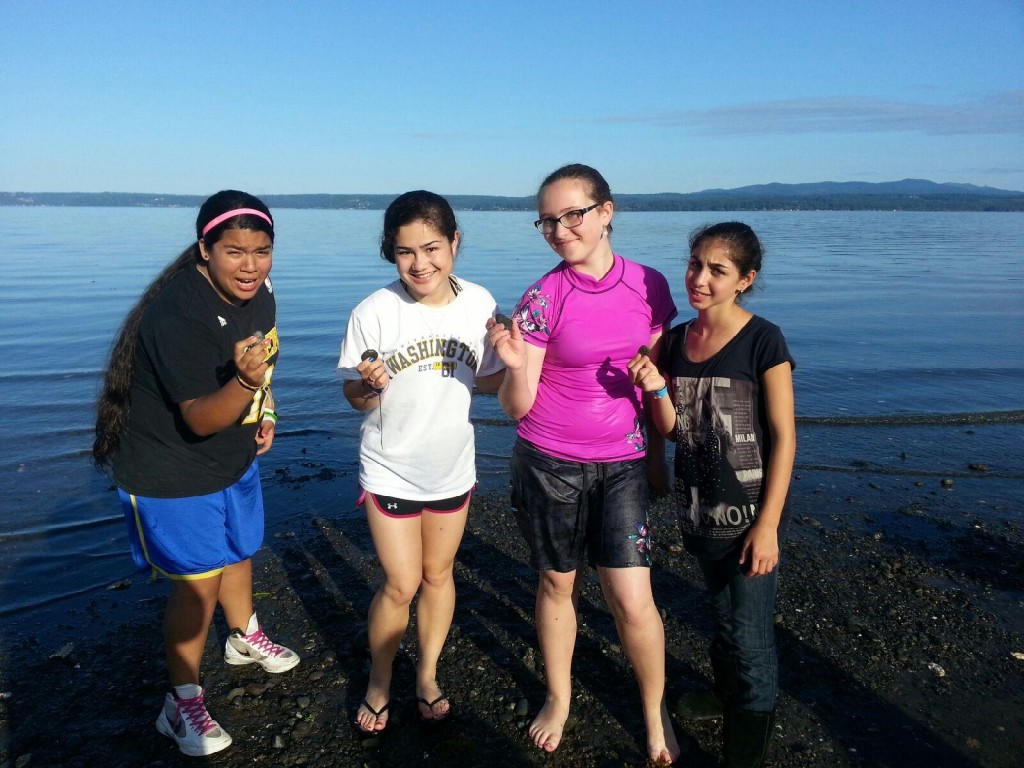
119, 461, 265, 579
509, 438, 652, 572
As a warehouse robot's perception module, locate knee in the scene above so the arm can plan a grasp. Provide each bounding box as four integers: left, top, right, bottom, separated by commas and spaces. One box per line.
420, 562, 454, 591
171, 579, 219, 612
610, 596, 658, 627
538, 573, 576, 602
379, 576, 419, 607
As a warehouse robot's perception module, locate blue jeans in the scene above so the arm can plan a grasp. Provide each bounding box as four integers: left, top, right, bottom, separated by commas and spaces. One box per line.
698, 548, 778, 713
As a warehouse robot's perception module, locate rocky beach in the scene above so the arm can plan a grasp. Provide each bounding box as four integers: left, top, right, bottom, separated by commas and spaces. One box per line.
2, 437, 1022, 768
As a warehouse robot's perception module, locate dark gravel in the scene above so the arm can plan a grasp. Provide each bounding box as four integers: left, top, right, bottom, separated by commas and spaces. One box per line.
2, 475, 1022, 767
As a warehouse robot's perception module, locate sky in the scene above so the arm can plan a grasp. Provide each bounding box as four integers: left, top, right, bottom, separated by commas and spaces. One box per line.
2, 1, 1022, 196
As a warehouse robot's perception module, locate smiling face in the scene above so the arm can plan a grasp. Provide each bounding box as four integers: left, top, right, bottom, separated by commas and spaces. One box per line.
198, 227, 273, 306
394, 219, 459, 306
537, 178, 613, 276
685, 238, 756, 311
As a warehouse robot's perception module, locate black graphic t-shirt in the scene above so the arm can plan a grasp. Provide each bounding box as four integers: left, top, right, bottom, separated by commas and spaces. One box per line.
663, 315, 794, 560
113, 267, 277, 498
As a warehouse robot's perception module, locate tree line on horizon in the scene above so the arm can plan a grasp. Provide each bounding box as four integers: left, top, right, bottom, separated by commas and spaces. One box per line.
2, 180, 1022, 213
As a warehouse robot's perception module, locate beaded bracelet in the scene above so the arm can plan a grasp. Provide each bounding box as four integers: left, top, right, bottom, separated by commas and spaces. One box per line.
235, 372, 261, 392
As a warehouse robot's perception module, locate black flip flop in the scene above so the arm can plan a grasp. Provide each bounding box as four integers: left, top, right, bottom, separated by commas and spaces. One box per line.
355, 698, 390, 734
416, 694, 452, 724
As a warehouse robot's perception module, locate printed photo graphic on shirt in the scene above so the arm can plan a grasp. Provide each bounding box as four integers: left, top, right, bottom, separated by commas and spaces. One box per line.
382, 335, 478, 379
673, 375, 763, 538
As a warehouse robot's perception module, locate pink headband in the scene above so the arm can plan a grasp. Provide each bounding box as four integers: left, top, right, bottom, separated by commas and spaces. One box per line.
200, 207, 273, 238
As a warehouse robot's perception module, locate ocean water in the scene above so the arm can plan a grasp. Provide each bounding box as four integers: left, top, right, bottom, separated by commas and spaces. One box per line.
1, 207, 1022, 616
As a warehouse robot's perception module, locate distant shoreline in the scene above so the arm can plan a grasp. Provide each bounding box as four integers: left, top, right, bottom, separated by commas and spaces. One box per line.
3, 179, 1023, 213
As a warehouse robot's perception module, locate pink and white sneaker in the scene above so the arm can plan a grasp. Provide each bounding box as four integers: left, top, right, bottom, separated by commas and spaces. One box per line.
224, 612, 300, 673
155, 683, 232, 756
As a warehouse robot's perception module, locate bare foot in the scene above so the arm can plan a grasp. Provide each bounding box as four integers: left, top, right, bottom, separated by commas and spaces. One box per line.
528, 697, 570, 752
646, 701, 681, 766
355, 686, 390, 733
416, 679, 451, 721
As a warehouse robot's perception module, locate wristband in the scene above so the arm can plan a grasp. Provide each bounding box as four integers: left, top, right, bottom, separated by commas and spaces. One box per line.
262, 409, 277, 424
236, 372, 261, 392
652, 385, 669, 400
362, 378, 387, 398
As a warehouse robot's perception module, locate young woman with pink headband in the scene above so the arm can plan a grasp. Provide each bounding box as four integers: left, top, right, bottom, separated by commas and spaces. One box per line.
94, 190, 299, 757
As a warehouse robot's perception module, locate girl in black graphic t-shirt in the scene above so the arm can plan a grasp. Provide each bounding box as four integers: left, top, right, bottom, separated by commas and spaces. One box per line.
93, 191, 298, 757
630, 222, 795, 768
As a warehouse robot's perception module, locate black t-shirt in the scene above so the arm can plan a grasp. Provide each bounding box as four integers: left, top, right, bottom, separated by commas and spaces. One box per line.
112, 267, 278, 497
663, 315, 794, 560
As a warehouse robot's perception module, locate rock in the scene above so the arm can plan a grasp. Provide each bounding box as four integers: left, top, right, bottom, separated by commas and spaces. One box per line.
49, 643, 74, 659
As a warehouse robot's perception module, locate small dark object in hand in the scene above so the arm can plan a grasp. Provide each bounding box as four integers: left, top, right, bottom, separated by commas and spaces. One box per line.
494, 314, 513, 331
361, 349, 378, 363
243, 331, 265, 354
638, 345, 651, 357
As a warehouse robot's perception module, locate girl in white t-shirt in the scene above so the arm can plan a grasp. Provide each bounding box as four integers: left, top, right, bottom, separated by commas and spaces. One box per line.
338, 191, 504, 733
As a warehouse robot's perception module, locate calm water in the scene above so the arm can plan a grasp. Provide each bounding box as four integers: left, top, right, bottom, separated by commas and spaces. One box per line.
2, 207, 1022, 616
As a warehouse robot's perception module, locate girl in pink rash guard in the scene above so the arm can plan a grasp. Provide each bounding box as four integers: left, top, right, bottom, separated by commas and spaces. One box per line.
486, 163, 680, 766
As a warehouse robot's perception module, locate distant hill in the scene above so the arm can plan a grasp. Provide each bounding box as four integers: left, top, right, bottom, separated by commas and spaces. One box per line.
2, 179, 1022, 212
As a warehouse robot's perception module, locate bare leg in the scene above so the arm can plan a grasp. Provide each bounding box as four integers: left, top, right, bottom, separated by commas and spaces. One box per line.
355, 502, 424, 732
165, 574, 222, 687
599, 566, 680, 765
414, 501, 469, 719
217, 559, 255, 631
529, 569, 582, 752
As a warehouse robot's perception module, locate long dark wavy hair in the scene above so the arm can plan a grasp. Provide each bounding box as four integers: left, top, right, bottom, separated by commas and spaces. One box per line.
92, 190, 274, 469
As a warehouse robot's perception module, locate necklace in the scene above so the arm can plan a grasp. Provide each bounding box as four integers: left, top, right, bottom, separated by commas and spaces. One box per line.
404, 276, 461, 338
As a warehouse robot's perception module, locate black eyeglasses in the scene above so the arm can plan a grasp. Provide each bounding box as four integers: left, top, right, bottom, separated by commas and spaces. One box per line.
534, 203, 602, 234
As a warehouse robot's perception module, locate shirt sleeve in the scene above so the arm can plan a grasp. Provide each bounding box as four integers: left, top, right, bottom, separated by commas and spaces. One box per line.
337, 305, 375, 380
755, 321, 796, 375
472, 291, 506, 376
646, 267, 678, 333
513, 277, 558, 349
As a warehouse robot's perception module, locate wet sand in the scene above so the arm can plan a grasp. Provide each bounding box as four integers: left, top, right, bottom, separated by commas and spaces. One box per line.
1, 441, 1022, 767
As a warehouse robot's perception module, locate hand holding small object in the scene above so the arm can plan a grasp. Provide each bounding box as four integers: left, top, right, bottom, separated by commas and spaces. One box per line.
244, 330, 265, 354
359, 350, 386, 395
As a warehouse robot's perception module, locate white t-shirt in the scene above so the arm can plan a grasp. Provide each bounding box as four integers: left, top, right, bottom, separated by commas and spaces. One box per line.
337, 277, 504, 499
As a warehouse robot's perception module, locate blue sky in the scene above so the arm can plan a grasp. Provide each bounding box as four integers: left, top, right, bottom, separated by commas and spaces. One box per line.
2, 1, 1022, 195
